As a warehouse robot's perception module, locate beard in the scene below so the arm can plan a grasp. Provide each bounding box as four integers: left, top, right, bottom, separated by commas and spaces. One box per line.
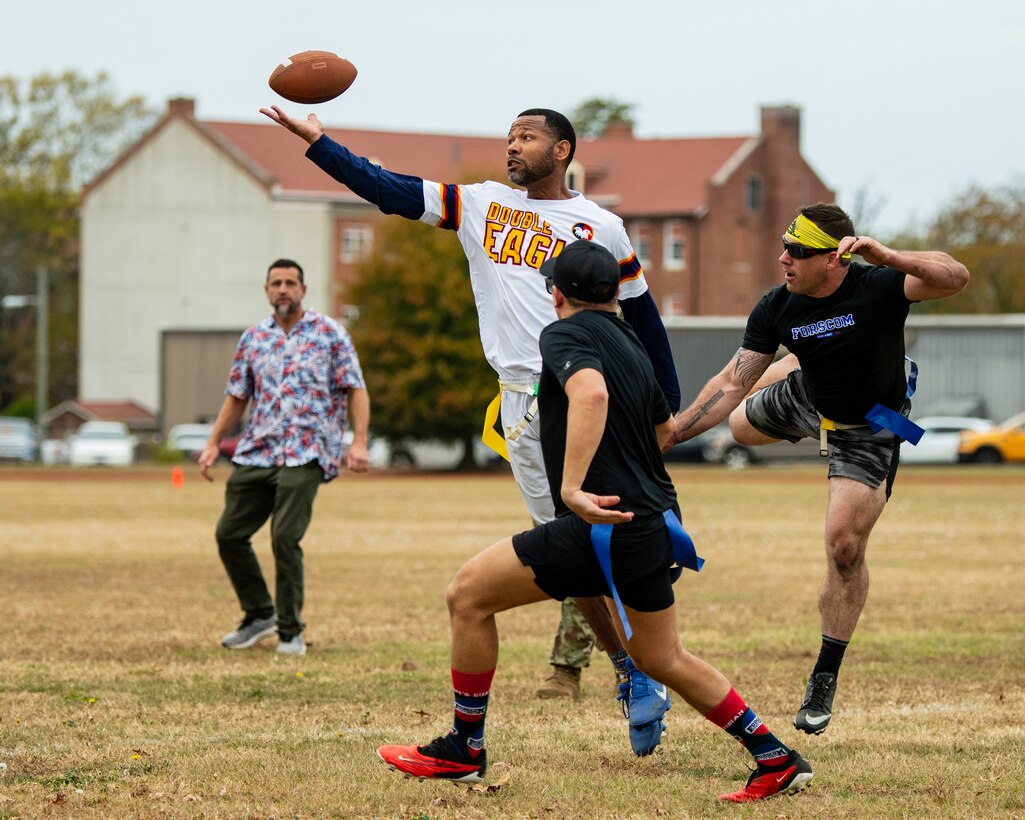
275, 299, 299, 319
508, 150, 556, 187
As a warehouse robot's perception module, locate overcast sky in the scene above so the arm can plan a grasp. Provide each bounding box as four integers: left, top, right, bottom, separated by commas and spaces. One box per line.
5, 0, 1022, 236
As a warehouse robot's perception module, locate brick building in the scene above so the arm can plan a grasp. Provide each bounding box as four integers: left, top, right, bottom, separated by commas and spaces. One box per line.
80, 99, 833, 426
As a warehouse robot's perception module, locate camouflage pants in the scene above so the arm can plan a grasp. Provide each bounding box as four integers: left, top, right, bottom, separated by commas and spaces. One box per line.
548, 598, 597, 669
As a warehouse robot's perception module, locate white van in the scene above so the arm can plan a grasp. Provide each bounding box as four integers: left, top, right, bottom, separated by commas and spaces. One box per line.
0, 416, 37, 461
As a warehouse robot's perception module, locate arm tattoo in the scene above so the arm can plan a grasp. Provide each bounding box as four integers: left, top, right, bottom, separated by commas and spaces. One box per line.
678, 390, 725, 435
732, 349, 772, 389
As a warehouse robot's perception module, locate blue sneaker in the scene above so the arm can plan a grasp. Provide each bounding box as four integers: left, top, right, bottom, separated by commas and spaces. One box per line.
617, 658, 671, 726
630, 718, 666, 757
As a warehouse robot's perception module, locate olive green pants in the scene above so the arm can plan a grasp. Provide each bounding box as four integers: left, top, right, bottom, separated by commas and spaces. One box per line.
215, 462, 323, 637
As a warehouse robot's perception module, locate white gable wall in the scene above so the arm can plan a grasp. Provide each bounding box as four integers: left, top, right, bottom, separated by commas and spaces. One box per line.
80, 118, 333, 412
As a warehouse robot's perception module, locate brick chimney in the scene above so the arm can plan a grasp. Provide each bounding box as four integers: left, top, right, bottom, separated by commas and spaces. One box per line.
602, 120, 635, 139
760, 105, 800, 147
167, 98, 196, 119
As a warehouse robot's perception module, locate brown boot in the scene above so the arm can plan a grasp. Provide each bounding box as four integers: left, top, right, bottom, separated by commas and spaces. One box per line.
534, 665, 582, 699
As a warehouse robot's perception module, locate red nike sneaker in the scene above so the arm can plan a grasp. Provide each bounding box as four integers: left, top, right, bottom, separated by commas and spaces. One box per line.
377, 735, 487, 784
718, 749, 813, 802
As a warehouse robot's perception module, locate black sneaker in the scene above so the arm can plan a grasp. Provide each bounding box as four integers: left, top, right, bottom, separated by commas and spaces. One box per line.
794, 672, 838, 734
718, 749, 813, 802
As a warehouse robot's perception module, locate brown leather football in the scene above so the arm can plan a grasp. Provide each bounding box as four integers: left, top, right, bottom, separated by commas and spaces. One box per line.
268, 51, 357, 104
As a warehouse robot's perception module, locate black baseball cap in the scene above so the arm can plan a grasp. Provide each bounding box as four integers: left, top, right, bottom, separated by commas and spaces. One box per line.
539, 239, 620, 303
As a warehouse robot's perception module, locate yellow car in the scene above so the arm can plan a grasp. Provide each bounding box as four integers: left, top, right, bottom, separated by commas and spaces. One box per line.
958, 411, 1025, 463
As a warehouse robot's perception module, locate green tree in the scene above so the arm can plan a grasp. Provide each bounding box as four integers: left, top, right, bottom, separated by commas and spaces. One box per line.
347, 219, 498, 468
903, 182, 1025, 314
570, 98, 636, 138
0, 71, 154, 415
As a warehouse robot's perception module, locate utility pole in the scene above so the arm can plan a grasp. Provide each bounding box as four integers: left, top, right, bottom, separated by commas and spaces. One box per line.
35, 265, 49, 431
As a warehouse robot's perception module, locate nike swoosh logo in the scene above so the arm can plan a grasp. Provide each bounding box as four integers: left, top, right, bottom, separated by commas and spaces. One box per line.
775, 773, 791, 785
803, 713, 830, 726
653, 685, 667, 701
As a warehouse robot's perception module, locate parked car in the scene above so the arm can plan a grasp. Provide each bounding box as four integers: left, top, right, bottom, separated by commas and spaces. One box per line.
662, 426, 720, 463
0, 416, 38, 461
958, 411, 1025, 463
346, 431, 502, 470
900, 416, 995, 464
702, 423, 823, 469
166, 423, 214, 459
166, 423, 239, 461
68, 421, 136, 466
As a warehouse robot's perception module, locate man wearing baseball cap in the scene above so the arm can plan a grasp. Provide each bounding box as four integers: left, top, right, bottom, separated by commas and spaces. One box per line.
377, 240, 814, 802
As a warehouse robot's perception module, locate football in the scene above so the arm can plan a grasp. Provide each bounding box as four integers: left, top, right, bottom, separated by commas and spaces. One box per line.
268, 51, 357, 104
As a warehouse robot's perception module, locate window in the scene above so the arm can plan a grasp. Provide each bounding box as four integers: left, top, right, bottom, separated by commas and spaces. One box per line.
661, 292, 686, 317
630, 220, 652, 268
566, 159, 585, 193
663, 219, 686, 271
339, 224, 373, 264
746, 175, 764, 212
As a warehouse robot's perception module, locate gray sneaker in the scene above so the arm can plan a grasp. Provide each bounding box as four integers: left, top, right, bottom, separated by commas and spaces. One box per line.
276, 632, 306, 656
221, 615, 277, 650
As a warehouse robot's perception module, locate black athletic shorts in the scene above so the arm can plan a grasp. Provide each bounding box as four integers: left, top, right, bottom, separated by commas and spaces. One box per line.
511, 506, 681, 613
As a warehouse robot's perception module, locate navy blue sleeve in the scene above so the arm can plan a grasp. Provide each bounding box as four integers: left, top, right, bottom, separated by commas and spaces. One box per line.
619, 292, 681, 412
305, 134, 425, 219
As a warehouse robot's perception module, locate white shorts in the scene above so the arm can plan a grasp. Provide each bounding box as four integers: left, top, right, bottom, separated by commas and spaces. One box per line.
500, 388, 555, 525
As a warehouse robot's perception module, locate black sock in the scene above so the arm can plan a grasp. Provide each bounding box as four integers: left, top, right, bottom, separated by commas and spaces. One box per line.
812, 635, 849, 678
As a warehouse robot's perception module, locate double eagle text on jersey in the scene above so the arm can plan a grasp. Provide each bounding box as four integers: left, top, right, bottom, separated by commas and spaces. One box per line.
420, 180, 647, 382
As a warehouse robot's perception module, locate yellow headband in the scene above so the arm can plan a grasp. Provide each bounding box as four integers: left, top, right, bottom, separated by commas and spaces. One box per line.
786, 214, 851, 260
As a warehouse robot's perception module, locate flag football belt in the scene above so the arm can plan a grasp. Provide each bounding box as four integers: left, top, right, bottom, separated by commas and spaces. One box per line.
817, 357, 925, 457
591, 510, 704, 641
481, 381, 538, 462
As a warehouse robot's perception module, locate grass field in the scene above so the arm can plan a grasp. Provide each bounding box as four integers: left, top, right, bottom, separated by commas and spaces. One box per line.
1, 462, 1023, 818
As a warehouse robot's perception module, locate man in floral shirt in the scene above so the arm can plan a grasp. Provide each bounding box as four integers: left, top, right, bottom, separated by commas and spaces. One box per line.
198, 259, 370, 656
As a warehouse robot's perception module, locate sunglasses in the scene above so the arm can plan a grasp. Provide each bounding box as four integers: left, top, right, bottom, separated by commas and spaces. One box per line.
544, 276, 554, 294
782, 239, 837, 260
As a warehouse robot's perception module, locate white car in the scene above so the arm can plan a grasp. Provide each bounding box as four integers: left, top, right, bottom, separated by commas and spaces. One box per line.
901, 416, 995, 464
68, 421, 136, 466
166, 423, 215, 459
342, 430, 502, 470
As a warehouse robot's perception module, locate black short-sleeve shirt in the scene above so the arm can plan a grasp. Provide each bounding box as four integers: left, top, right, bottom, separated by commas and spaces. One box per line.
742, 263, 912, 423
537, 309, 675, 517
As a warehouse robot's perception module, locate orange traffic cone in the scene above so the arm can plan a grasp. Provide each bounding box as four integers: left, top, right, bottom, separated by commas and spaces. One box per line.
171, 465, 185, 489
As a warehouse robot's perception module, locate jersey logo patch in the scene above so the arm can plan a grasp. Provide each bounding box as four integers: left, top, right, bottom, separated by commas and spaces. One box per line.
572, 222, 594, 241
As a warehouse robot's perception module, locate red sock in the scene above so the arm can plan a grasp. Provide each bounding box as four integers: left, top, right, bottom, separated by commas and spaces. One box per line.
451, 668, 495, 759
706, 688, 790, 766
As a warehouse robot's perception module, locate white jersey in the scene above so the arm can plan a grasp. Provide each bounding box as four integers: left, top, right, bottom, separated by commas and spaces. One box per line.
421, 180, 648, 382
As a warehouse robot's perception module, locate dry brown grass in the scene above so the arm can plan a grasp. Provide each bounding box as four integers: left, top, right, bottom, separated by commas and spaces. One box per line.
1, 463, 1023, 818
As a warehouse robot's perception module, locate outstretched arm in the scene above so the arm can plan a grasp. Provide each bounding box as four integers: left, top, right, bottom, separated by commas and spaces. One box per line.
837, 235, 970, 302
667, 348, 774, 447
260, 105, 426, 219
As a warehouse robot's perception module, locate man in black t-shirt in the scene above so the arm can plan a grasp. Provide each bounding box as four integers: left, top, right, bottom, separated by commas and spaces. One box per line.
377, 240, 814, 802
668, 204, 970, 736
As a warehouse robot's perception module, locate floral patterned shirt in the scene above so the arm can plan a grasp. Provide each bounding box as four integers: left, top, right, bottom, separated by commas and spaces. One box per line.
226, 310, 365, 481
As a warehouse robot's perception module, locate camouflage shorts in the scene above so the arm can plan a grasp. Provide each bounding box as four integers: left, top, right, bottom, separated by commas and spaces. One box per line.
744, 369, 904, 494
